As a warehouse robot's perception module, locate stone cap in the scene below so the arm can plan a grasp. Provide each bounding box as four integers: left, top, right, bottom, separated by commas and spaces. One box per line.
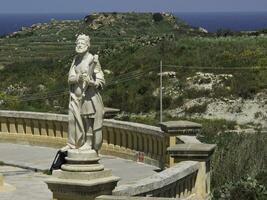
104, 107, 120, 119
0, 107, 120, 122
113, 161, 198, 196
97, 196, 182, 200
167, 143, 216, 161
159, 120, 202, 135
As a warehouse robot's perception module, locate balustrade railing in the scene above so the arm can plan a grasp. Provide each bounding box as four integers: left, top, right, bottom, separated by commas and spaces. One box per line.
0, 110, 167, 167
0, 110, 214, 200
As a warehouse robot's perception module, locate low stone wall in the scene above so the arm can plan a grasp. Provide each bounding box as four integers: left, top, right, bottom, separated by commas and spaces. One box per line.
113, 161, 199, 199
0, 110, 213, 200
102, 119, 166, 168
0, 110, 167, 168
0, 110, 68, 147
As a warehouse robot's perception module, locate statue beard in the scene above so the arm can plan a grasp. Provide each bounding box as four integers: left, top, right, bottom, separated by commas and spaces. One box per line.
75, 46, 88, 54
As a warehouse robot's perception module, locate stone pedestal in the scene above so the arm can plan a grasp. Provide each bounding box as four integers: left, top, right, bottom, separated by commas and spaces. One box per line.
159, 120, 202, 166
167, 143, 216, 200
0, 173, 3, 187
45, 149, 120, 200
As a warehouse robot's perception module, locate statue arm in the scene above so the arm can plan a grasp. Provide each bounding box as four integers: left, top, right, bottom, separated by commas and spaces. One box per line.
68, 59, 78, 84
93, 55, 105, 89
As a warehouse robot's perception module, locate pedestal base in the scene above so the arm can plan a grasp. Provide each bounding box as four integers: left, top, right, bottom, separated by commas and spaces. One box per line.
46, 170, 119, 200
45, 149, 120, 200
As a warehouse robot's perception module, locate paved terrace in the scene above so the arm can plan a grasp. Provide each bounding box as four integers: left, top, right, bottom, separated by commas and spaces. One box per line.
0, 142, 159, 200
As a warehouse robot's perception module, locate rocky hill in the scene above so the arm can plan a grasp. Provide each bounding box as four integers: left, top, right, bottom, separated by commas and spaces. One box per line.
1, 12, 267, 131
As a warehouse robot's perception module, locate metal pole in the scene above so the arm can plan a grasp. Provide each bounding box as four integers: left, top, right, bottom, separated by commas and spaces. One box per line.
160, 60, 163, 123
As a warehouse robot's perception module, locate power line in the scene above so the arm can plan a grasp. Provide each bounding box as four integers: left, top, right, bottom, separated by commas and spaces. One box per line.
3, 63, 267, 103
163, 65, 267, 70
3, 66, 158, 102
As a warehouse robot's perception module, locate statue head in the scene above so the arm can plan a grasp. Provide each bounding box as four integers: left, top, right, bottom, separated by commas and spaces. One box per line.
75, 34, 90, 54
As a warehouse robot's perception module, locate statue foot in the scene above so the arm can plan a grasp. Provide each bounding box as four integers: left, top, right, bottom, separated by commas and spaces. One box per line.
60, 145, 71, 152
79, 143, 92, 151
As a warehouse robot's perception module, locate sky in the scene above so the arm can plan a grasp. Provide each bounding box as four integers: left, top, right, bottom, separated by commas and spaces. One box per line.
1, 0, 267, 14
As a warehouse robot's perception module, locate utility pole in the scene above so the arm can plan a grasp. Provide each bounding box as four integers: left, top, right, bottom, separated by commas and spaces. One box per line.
160, 60, 163, 123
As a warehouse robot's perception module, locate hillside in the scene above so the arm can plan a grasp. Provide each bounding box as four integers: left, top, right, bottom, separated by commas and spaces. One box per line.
0, 12, 204, 112
1, 12, 267, 127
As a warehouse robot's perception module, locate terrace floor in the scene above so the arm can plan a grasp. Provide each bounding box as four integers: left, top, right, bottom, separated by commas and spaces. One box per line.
0, 142, 158, 200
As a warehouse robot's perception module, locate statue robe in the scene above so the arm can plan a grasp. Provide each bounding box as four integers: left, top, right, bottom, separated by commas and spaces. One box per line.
67, 53, 105, 149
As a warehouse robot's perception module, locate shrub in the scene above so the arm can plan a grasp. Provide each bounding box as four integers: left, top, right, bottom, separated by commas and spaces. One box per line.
153, 13, 163, 22
184, 103, 208, 114
213, 176, 267, 200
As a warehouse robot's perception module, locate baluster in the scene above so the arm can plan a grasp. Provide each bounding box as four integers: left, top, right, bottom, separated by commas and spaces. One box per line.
179, 180, 183, 199
32, 119, 41, 136
62, 121, 68, 138
143, 135, 148, 153
47, 121, 55, 137
115, 128, 121, 151
16, 118, 25, 134
54, 121, 62, 138
127, 131, 134, 152
175, 182, 179, 198
102, 126, 108, 144
148, 135, 153, 157
24, 118, 33, 135
132, 131, 137, 151
191, 171, 197, 194
101, 126, 108, 149
138, 134, 143, 152
8, 118, 17, 134
185, 177, 189, 197
0, 117, 8, 133
121, 129, 127, 151
108, 127, 115, 149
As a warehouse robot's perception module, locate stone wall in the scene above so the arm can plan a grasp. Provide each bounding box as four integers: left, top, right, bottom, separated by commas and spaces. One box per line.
113, 161, 199, 199
0, 110, 167, 168
0, 110, 214, 199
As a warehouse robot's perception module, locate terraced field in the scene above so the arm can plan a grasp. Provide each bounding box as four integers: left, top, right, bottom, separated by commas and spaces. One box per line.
0, 13, 192, 67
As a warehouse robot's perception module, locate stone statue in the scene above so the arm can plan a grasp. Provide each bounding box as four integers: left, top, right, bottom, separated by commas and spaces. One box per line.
61, 34, 105, 153
46, 35, 119, 199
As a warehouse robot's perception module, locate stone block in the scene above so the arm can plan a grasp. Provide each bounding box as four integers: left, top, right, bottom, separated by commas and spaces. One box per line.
167, 143, 216, 161
45, 148, 120, 200
46, 172, 119, 200
160, 121, 202, 135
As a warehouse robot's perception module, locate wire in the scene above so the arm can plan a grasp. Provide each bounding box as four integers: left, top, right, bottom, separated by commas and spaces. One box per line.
3, 63, 267, 103
163, 64, 267, 70
3, 66, 158, 102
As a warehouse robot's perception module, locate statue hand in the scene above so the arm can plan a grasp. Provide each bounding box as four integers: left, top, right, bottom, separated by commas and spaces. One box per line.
79, 74, 89, 82
87, 79, 96, 87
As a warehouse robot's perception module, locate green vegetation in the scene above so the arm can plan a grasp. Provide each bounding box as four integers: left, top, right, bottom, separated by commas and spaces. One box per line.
123, 115, 267, 200
1, 13, 267, 113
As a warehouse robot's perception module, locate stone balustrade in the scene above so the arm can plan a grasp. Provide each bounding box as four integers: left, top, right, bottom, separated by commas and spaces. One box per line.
101, 119, 166, 168
0, 110, 215, 199
112, 161, 199, 199
0, 110, 166, 168
0, 110, 68, 147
